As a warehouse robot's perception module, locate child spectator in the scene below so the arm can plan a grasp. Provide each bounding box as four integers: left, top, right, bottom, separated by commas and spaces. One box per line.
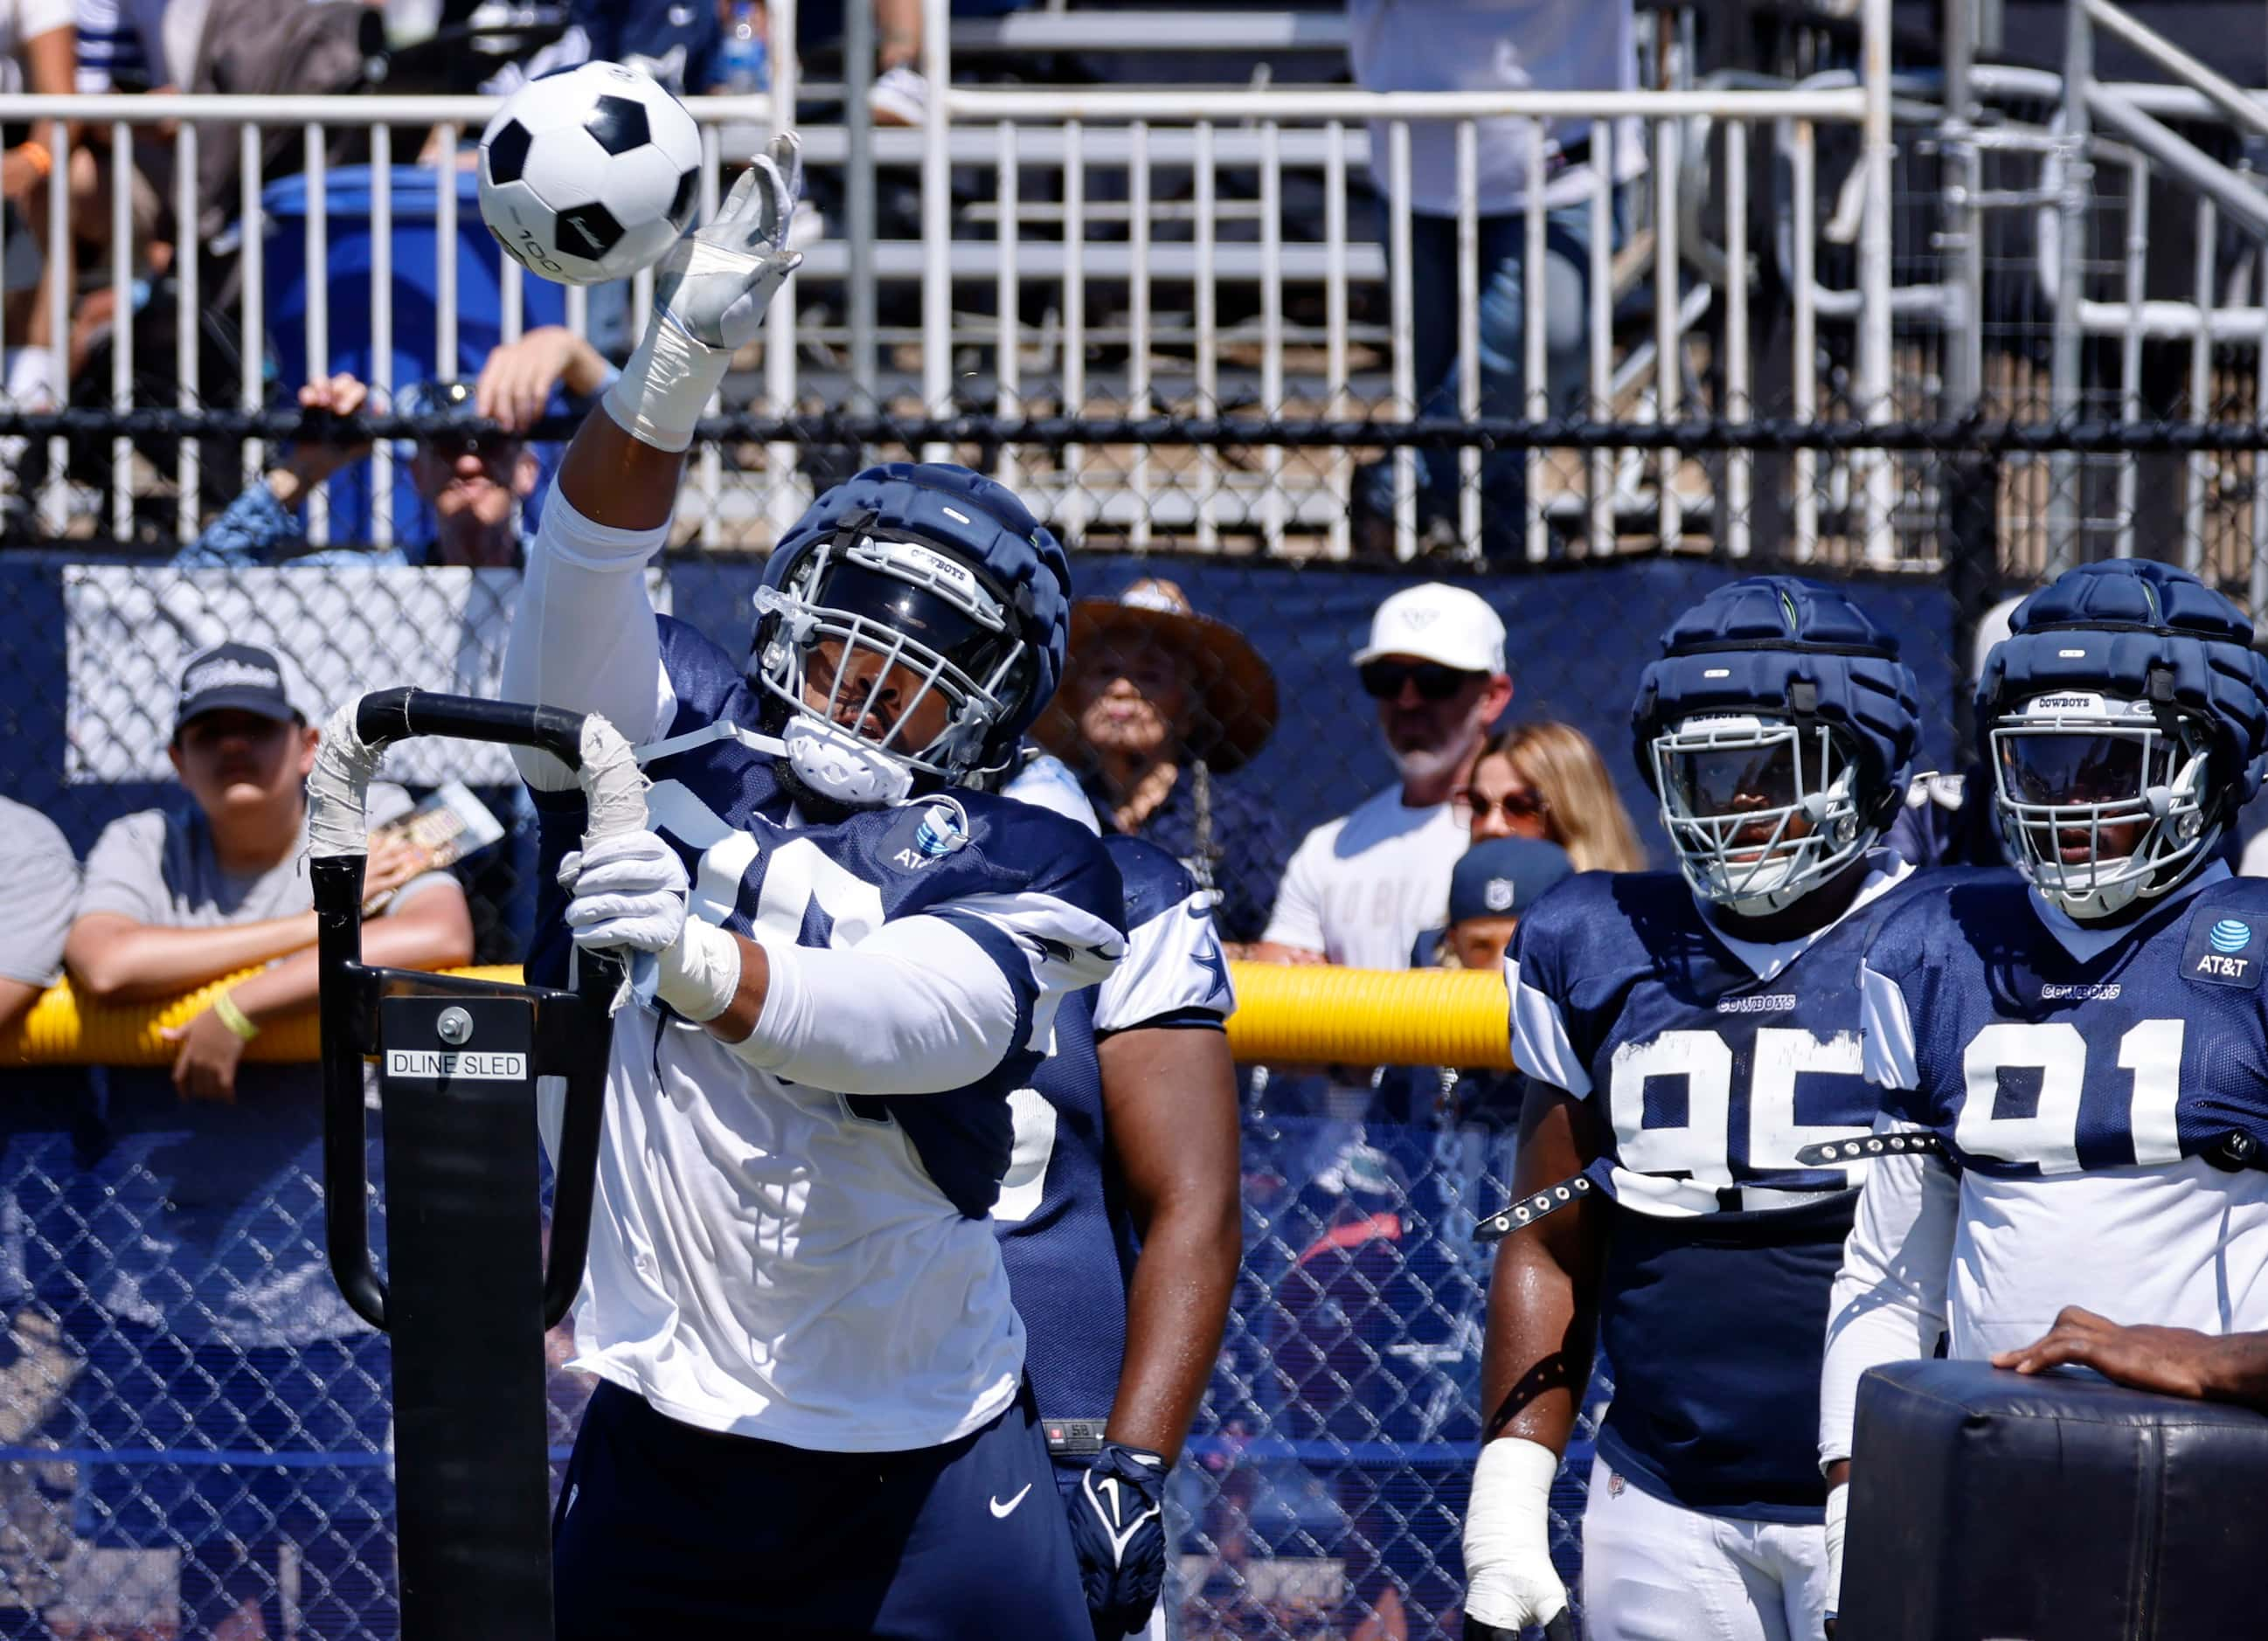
62, 643, 471, 1641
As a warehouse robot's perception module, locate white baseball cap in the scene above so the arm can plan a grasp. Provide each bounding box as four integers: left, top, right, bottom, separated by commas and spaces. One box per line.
1352, 583, 1508, 675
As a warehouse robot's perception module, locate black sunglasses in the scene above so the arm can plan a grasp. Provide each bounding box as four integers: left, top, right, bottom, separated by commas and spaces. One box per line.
1359, 660, 1476, 702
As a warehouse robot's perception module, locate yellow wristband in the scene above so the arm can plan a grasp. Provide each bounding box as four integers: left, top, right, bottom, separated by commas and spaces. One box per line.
211, 990, 260, 1042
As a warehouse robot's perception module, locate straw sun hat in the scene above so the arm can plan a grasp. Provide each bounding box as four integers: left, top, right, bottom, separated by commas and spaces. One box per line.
1034, 578, 1280, 775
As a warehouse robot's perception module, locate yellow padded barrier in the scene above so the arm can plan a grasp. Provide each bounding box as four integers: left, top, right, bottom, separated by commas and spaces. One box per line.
1, 966, 527, 1068
1, 962, 1514, 1070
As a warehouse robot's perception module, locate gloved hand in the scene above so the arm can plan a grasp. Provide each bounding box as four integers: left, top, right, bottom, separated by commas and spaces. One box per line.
604, 131, 805, 452
1462, 1438, 1572, 1641
558, 831, 688, 954
1065, 1442, 1169, 1638
558, 831, 742, 1021
1824, 1479, 1848, 1638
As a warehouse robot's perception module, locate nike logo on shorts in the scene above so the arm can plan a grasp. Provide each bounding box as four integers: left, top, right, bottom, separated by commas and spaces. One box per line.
989, 1483, 1034, 1519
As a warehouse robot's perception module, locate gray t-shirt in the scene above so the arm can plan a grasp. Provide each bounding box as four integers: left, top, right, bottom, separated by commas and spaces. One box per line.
77, 786, 453, 1347
0, 797, 87, 1318
0, 796, 79, 987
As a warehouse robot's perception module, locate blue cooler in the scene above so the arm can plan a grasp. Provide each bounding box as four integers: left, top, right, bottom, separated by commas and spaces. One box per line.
263, 164, 566, 552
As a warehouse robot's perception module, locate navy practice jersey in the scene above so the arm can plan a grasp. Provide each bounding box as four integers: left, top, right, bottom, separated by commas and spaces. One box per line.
1862, 866, 2268, 1177
995, 834, 1235, 1424
528, 614, 1127, 1222
1506, 857, 1919, 1521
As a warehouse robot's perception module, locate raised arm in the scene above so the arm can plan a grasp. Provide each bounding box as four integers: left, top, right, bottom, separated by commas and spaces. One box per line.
500, 136, 804, 784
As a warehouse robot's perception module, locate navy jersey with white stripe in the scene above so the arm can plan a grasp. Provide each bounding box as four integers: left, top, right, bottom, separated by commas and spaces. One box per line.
530, 616, 1126, 1222
1862, 867, 2268, 1176
996, 834, 1234, 1424
1507, 858, 1918, 1521
524, 615, 1125, 1451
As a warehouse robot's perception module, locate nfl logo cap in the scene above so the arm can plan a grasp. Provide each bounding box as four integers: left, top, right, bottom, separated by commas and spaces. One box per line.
1352, 582, 1508, 675
175, 641, 309, 734
1448, 837, 1573, 925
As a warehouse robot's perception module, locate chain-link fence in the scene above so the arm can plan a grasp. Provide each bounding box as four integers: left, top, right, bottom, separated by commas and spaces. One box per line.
12, 7, 2268, 1626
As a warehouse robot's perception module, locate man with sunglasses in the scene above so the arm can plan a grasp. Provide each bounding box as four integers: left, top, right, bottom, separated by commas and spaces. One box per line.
1821, 560, 2268, 1632
1463, 577, 1923, 1641
1255, 583, 1512, 971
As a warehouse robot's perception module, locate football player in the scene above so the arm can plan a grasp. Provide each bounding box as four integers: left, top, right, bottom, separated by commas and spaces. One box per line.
1821, 558, 2268, 1624
1463, 578, 1924, 1641
500, 137, 1126, 1637
989, 811, 1241, 1640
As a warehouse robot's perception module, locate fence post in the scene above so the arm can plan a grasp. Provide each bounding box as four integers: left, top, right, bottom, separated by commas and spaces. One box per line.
1858, 0, 1897, 564
846, 0, 877, 433
1945, 448, 2001, 759
2050, 0, 2094, 572
920, 0, 952, 460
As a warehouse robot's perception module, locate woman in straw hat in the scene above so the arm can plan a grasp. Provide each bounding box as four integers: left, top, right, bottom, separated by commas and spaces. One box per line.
1036, 578, 1290, 947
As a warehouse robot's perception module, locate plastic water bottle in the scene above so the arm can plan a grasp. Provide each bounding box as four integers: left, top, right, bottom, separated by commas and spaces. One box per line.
720, 0, 769, 94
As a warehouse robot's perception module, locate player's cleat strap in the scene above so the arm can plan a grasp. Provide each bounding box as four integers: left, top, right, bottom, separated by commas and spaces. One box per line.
1474, 1174, 1596, 1243
1041, 1416, 1108, 1457
1795, 1132, 1946, 1167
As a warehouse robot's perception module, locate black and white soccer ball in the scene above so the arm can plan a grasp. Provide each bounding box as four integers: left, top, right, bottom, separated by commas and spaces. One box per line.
477, 61, 702, 286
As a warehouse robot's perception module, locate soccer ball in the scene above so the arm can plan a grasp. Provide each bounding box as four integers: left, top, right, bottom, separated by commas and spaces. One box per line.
477, 61, 703, 286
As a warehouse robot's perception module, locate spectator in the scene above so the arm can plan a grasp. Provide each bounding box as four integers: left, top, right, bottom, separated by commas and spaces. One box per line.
0, 0, 73, 439
175, 328, 618, 570
482, 0, 719, 98
0, 797, 85, 1638
792, 0, 1036, 127
61, 643, 471, 1641
1256, 583, 1510, 969
1458, 720, 1646, 871
1347, 0, 1640, 559
1382, 837, 1569, 1131
1033, 578, 1289, 946
69, 0, 174, 357
0, 796, 73, 1041
1415, 835, 1571, 974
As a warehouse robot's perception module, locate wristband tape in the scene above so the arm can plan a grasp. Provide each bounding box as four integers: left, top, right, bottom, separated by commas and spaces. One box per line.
211, 990, 260, 1042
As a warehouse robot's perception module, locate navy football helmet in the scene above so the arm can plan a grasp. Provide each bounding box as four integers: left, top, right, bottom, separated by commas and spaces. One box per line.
1978, 559, 2268, 918
748, 463, 1072, 807
1633, 578, 1921, 917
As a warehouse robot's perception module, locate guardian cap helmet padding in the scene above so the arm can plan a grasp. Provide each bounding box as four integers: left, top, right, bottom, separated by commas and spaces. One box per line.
1978, 559, 2268, 919
1632, 577, 1921, 917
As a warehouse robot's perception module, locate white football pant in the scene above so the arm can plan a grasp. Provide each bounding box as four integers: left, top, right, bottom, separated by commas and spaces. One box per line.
1578, 1454, 1828, 1641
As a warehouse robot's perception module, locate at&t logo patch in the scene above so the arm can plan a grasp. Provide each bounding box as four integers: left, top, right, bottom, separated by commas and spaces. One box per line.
2184, 912, 2265, 987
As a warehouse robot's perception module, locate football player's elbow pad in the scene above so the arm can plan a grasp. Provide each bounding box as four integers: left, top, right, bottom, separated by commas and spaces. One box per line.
1461, 1437, 1570, 1640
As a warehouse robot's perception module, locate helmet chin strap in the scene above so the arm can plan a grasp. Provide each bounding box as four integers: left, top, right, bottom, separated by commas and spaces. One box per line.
634, 717, 915, 807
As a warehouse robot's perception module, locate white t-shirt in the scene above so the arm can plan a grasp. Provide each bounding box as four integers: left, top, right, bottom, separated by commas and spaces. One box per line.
1262, 785, 1467, 970
1348, 0, 1644, 217
0, 0, 70, 93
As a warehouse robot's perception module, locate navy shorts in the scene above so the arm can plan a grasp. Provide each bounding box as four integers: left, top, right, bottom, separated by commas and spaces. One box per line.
553, 1380, 1089, 1639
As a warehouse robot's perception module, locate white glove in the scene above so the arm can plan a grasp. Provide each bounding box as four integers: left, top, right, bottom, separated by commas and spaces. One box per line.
558, 830, 689, 954
1824, 1480, 1848, 1633
558, 831, 741, 1021
604, 132, 805, 452
1462, 1438, 1570, 1635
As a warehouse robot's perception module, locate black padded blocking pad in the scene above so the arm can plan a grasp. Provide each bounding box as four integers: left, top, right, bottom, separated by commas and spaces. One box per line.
1840, 1358, 2268, 1641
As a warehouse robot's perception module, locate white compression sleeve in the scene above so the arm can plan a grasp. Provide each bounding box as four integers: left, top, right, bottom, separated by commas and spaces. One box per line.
721, 916, 1023, 1096
1462, 1437, 1568, 1630
500, 484, 670, 791
1820, 1146, 1959, 1469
